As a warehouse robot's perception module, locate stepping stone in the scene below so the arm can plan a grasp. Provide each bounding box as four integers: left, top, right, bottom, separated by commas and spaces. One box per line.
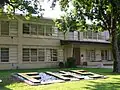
59, 71, 84, 80
17, 72, 40, 83
80, 72, 94, 76
46, 71, 70, 81
89, 74, 106, 79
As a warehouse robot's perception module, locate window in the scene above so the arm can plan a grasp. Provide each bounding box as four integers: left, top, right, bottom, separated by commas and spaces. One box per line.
1, 48, 9, 62
23, 23, 30, 34
23, 48, 30, 62
46, 25, 53, 36
46, 49, 57, 61
31, 49, 37, 62
83, 32, 87, 39
86, 49, 95, 61
23, 23, 56, 37
31, 24, 37, 35
98, 33, 102, 39
1, 21, 9, 35
38, 25, 44, 35
38, 49, 45, 61
23, 48, 45, 62
101, 50, 109, 60
87, 31, 92, 39
93, 32, 97, 39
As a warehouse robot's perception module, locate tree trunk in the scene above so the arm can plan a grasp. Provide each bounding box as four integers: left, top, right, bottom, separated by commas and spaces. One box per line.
112, 29, 120, 73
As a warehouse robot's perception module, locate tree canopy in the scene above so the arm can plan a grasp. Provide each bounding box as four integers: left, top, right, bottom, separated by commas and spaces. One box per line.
0, 0, 44, 18
55, 0, 120, 72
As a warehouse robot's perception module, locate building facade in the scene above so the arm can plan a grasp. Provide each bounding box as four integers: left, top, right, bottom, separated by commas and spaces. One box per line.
0, 15, 112, 70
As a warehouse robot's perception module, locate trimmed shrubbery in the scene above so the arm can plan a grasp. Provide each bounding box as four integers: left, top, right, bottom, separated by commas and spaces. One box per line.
65, 57, 76, 68
59, 62, 64, 68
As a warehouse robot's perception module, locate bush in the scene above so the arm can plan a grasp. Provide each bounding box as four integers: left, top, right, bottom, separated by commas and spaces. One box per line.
66, 57, 76, 68
59, 62, 64, 68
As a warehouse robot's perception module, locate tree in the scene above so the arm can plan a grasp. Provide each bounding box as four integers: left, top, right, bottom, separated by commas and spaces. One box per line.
55, 0, 120, 72
0, 0, 44, 17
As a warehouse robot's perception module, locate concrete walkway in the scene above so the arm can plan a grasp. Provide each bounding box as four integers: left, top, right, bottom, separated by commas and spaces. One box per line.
77, 65, 113, 69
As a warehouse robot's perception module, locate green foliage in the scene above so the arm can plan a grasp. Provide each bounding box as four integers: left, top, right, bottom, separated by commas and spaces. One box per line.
65, 57, 76, 68
56, 0, 120, 72
59, 62, 64, 68
0, 0, 44, 18
56, 0, 120, 33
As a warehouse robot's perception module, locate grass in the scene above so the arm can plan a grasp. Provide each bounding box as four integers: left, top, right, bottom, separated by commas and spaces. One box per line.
0, 68, 120, 90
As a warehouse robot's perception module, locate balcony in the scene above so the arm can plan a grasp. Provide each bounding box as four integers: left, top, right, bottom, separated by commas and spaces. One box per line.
58, 31, 110, 43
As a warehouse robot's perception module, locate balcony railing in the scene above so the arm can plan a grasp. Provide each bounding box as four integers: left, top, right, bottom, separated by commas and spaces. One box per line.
58, 31, 110, 42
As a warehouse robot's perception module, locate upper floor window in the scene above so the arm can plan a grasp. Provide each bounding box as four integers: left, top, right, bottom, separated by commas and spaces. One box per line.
23, 23, 30, 34
1, 21, 9, 35
46, 25, 53, 36
23, 23, 54, 36
38, 25, 44, 35
31, 24, 37, 35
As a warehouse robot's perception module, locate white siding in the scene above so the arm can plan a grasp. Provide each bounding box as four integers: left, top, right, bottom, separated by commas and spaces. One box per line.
9, 21, 18, 36
9, 46, 18, 63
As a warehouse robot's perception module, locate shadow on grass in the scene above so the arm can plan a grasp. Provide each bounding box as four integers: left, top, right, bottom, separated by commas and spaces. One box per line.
0, 76, 21, 90
84, 77, 120, 90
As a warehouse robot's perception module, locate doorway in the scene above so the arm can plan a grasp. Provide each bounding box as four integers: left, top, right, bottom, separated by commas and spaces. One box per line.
73, 48, 80, 65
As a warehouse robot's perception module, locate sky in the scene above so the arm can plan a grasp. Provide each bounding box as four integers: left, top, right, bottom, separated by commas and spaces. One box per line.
40, 0, 91, 24
40, 0, 63, 19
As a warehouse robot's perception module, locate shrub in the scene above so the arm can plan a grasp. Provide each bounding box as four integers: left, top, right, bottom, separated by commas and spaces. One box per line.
66, 57, 76, 68
59, 62, 64, 68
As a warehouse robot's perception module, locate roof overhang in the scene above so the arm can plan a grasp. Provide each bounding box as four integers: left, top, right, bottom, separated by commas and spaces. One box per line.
60, 40, 111, 45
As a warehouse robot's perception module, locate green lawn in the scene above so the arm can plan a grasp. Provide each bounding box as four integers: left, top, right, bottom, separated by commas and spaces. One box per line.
0, 68, 120, 90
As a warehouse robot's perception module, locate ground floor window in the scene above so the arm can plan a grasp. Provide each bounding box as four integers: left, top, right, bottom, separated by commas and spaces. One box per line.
23, 48, 45, 62
86, 49, 96, 61
23, 48, 58, 62
101, 50, 109, 60
1, 48, 9, 62
38, 49, 45, 61
46, 49, 58, 61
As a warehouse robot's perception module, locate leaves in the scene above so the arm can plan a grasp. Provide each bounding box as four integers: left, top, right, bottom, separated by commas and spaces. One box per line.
0, 0, 44, 19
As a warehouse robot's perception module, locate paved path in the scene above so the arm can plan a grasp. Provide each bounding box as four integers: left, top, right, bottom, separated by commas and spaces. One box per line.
77, 65, 113, 69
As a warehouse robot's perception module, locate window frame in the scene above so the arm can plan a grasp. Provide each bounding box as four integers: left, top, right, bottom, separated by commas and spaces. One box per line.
1, 48, 9, 62
86, 49, 96, 62
101, 50, 109, 61
23, 23, 30, 34
1, 21, 9, 36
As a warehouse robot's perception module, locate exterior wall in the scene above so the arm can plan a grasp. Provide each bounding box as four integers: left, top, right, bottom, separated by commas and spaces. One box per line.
0, 15, 112, 69
74, 44, 112, 66
62, 44, 112, 66
0, 15, 64, 70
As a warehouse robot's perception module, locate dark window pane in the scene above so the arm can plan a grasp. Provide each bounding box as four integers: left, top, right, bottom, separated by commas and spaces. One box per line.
23, 48, 30, 62
23, 23, 30, 34
1, 48, 9, 62
1, 21, 9, 35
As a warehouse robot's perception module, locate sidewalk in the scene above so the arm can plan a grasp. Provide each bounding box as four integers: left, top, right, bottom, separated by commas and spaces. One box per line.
77, 65, 113, 69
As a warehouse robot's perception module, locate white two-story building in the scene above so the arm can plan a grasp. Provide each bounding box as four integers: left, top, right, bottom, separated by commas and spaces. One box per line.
0, 14, 112, 70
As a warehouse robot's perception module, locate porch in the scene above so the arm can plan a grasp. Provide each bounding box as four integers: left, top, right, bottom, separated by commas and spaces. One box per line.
61, 40, 112, 67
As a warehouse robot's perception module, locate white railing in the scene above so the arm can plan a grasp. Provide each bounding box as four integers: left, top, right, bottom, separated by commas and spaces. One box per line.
57, 31, 110, 42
